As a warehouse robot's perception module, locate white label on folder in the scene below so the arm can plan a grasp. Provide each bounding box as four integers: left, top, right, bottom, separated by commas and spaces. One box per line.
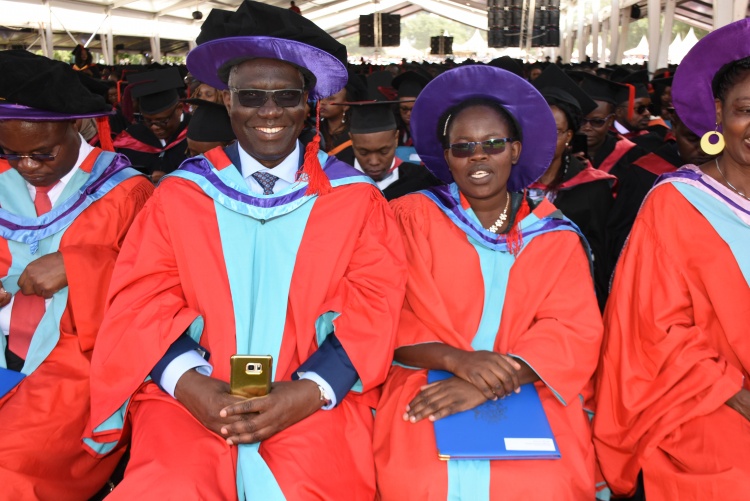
504, 438, 556, 452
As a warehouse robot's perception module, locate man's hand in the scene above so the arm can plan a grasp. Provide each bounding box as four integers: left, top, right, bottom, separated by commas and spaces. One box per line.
174, 370, 246, 437
17, 252, 68, 298
447, 350, 522, 400
219, 379, 323, 445
0, 280, 11, 307
404, 376, 487, 423
726, 388, 750, 422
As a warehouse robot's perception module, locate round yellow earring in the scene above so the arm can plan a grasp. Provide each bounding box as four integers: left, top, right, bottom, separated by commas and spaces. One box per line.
700, 130, 725, 155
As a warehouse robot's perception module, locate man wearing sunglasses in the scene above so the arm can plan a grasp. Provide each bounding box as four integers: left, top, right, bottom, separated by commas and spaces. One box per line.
88, 2, 407, 499
0, 50, 152, 499
114, 68, 190, 183
577, 72, 647, 179
611, 69, 674, 153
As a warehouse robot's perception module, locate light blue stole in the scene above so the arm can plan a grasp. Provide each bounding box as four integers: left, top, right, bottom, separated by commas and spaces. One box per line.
672, 183, 750, 286
0, 151, 137, 375
444, 204, 585, 500
166, 150, 374, 500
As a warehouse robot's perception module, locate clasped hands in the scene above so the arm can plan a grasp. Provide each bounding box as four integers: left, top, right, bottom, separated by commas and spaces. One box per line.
404, 350, 524, 424
174, 370, 324, 446
0, 252, 67, 306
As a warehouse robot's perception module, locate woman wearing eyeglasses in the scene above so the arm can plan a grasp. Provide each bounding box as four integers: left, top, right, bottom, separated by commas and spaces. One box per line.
373, 65, 603, 500
594, 18, 750, 499
529, 65, 616, 310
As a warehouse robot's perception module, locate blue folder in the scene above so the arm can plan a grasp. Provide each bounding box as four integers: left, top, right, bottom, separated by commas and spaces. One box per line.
0, 367, 25, 399
428, 370, 560, 460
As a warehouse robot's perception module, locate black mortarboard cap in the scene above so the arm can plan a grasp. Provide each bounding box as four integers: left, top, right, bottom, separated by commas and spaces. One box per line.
345, 68, 368, 102
0, 49, 110, 117
392, 71, 431, 98
576, 72, 629, 105
345, 101, 399, 134
612, 68, 650, 100
487, 56, 524, 77
128, 68, 185, 114
366, 70, 394, 101
533, 64, 597, 116
651, 76, 673, 97
184, 99, 236, 142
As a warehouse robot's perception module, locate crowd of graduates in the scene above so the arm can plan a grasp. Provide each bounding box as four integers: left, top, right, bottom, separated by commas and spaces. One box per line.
0, 2, 749, 500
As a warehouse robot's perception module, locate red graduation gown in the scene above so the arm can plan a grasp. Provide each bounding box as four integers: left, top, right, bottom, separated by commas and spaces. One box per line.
593, 183, 750, 498
373, 193, 603, 500
0, 152, 153, 500
88, 153, 407, 499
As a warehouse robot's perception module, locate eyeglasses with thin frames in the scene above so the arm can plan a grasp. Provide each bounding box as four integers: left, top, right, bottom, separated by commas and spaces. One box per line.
140, 105, 181, 129
0, 152, 57, 162
229, 88, 305, 108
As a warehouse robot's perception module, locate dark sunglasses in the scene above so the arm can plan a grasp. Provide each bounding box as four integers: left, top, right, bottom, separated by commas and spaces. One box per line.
580, 115, 613, 128
0, 152, 57, 162
619, 105, 650, 115
230, 88, 304, 108
448, 138, 513, 157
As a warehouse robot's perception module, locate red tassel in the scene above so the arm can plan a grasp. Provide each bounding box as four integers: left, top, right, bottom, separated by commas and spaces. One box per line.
96, 116, 115, 152
303, 101, 332, 196
506, 191, 530, 256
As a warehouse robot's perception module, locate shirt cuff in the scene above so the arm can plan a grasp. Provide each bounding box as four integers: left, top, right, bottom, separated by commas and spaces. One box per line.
298, 371, 336, 410
160, 351, 213, 398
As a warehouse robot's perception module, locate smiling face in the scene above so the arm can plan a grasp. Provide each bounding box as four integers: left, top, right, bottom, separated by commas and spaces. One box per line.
443, 104, 521, 205
716, 71, 750, 168
350, 129, 398, 181
223, 59, 309, 169
0, 120, 81, 187
141, 103, 183, 140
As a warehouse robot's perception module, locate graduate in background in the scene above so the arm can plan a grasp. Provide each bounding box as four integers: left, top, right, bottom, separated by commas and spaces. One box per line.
530, 64, 616, 309
575, 72, 646, 179
114, 68, 190, 183
333, 101, 442, 200
392, 70, 431, 147
0, 50, 152, 500
182, 98, 236, 157
374, 65, 602, 500
594, 18, 750, 499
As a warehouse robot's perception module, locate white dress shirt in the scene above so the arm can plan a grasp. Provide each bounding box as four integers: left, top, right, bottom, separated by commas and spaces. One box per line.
0, 136, 93, 337
353, 157, 400, 192
162, 141, 337, 408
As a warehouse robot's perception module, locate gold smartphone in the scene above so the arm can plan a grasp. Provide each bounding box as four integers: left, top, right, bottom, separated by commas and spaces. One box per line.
229, 355, 273, 398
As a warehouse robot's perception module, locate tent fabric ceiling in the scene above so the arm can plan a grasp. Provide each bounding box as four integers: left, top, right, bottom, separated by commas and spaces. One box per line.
0, 0, 740, 55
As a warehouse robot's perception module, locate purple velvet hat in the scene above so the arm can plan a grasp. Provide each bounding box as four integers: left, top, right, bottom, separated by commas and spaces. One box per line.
186, 1, 348, 100
411, 65, 557, 191
673, 18, 750, 137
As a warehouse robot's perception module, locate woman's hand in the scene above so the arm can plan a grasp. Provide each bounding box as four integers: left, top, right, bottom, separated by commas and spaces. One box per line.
404, 376, 488, 423
726, 388, 750, 422
447, 350, 522, 400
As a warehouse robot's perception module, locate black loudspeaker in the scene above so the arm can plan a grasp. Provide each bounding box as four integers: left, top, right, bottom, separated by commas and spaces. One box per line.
630, 5, 641, 19
381, 13, 400, 47
504, 0, 522, 6
115, 43, 125, 50
488, 7, 504, 28
359, 14, 374, 47
430, 36, 453, 55
488, 28, 505, 48
546, 0, 560, 7
545, 26, 560, 46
